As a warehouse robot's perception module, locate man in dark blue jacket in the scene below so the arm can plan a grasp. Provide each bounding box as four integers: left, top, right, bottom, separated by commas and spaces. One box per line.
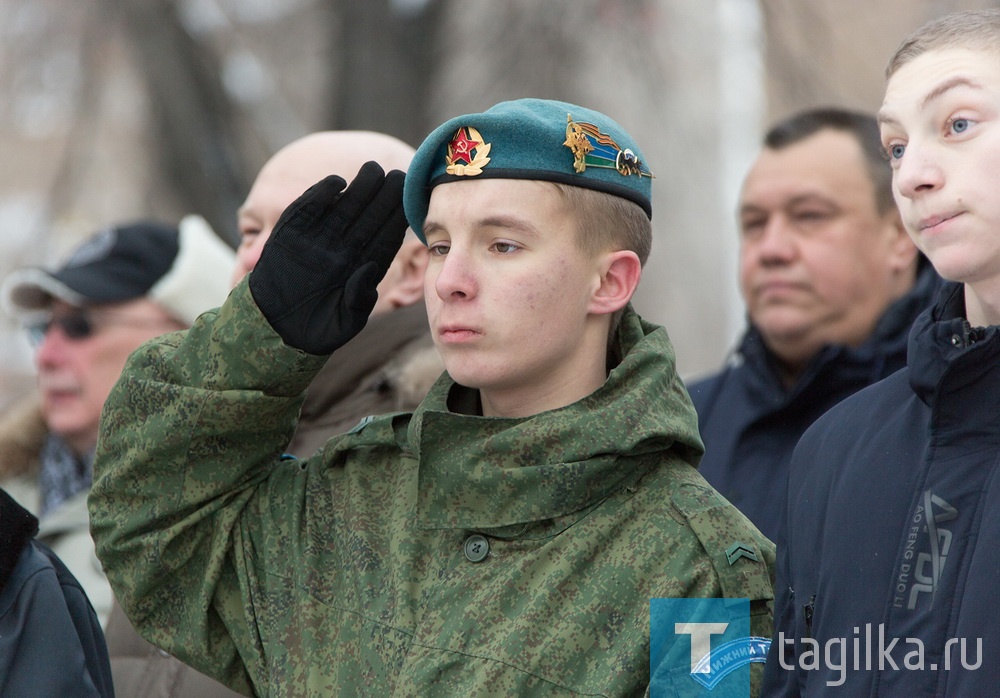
688, 107, 939, 541
763, 9, 1000, 694
0, 487, 113, 697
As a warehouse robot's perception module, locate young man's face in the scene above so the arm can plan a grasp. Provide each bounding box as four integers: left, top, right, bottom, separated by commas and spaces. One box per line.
737, 129, 910, 367
34, 298, 184, 455
423, 178, 609, 417
880, 48, 1000, 299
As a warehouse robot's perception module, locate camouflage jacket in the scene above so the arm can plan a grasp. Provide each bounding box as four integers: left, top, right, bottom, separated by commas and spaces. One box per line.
90, 281, 774, 697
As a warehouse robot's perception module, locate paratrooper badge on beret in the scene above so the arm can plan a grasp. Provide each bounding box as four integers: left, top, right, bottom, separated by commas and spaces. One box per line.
563, 115, 653, 178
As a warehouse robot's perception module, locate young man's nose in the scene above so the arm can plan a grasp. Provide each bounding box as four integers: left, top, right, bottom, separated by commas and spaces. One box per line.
434, 249, 477, 300
894, 144, 944, 199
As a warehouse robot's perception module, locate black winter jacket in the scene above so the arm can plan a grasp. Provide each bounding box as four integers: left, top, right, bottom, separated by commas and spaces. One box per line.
762, 282, 1000, 695
689, 264, 940, 540
0, 487, 114, 697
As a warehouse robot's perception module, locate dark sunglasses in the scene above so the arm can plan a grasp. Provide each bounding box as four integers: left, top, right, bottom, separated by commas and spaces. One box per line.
26, 311, 96, 346
25, 309, 177, 347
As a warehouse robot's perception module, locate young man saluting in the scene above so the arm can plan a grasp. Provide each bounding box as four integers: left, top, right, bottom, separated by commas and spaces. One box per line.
90, 99, 773, 696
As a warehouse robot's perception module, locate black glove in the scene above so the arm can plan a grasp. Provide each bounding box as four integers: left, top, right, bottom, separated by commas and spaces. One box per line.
248, 161, 407, 355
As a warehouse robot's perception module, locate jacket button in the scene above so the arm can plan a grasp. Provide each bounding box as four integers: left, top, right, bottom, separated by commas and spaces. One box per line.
463, 534, 489, 562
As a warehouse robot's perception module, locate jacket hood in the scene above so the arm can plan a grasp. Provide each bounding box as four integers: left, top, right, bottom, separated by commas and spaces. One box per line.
407, 305, 704, 530
0, 396, 46, 481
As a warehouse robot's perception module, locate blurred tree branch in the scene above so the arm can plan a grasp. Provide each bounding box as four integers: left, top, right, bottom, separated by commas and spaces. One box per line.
99, 0, 250, 245
328, 0, 443, 147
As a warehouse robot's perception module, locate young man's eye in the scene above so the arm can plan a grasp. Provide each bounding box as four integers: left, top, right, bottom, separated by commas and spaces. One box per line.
428, 242, 450, 256
949, 117, 971, 134
888, 143, 906, 160
491, 242, 520, 254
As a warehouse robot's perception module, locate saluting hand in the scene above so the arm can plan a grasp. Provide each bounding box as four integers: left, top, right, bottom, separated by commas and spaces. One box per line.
248, 161, 407, 355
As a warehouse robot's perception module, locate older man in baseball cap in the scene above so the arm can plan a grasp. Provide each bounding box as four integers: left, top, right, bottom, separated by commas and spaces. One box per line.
0, 215, 234, 627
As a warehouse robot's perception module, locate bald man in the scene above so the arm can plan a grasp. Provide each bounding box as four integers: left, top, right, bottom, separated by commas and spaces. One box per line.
232, 131, 442, 455
232, 131, 427, 309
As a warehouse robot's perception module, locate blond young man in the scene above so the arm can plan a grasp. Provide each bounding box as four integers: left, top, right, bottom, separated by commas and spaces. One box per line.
90, 99, 774, 696
764, 9, 1000, 695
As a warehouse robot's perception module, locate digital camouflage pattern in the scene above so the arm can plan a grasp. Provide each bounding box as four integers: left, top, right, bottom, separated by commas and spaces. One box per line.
90, 281, 775, 697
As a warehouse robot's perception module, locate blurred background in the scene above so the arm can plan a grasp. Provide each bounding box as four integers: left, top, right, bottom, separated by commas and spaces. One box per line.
0, 0, 995, 410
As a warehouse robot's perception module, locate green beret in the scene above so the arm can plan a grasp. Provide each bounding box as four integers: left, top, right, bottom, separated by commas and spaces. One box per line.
403, 98, 653, 242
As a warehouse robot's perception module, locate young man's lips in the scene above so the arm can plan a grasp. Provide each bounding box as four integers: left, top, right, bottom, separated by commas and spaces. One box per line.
438, 327, 481, 342
919, 212, 962, 231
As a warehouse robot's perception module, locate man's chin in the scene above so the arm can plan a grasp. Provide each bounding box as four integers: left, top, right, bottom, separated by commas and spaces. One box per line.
44, 415, 94, 447
755, 319, 827, 362
753, 313, 813, 345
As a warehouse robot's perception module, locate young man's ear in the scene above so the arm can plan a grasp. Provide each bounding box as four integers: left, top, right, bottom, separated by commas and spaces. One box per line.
379, 236, 429, 309
589, 250, 642, 315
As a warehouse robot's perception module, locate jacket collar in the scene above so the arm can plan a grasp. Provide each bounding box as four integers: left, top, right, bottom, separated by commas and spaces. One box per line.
908, 282, 1000, 431
405, 305, 704, 531
298, 302, 433, 422
0, 488, 38, 589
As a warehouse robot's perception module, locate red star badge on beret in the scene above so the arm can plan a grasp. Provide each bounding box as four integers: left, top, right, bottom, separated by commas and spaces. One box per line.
448, 128, 480, 165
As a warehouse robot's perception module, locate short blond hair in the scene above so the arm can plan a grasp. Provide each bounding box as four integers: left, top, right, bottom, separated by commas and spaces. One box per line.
546, 183, 652, 344
886, 9, 1000, 80
550, 183, 652, 265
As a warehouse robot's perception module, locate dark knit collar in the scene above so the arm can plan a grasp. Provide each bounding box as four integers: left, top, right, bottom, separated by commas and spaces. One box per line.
0, 488, 38, 590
